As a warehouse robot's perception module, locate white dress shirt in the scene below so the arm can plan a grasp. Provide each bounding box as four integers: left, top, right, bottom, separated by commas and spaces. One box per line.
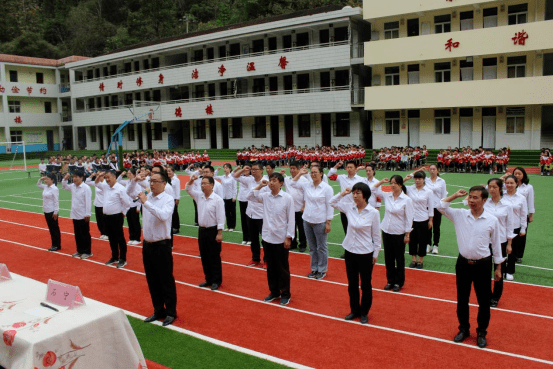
247, 189, 295, 244
96, 181, 131, 216
424, 176, 447, 208
482, 198, 515, 243
406, 185, 434, 222
327, 168, 364, 208
283, 176, 307, 212
141, 190, 174, 242
37, 179, 59, 214
329, 194, 381, 256
360, 177, 381, 209
235, 175, 269, 219
116, 176, 139, 209
438, 201, 505, 264
85, 177, 104, 207
303, 172, 329, 184
290, 179, 334, 224
62, 180, 92, 220
186, 185, 225, 229
502, 192, 528, 233
215, 173, 238, 200
372, 187, 414, 235
235, 174, 252, 202
170, 175, 181, 201
38, 163, 47, 172
517, 183, 535, 214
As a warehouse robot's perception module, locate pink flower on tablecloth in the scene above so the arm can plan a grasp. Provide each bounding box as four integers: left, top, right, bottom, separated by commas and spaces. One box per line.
33, 323, 39, 328
2, 330, 16, 346
42, 351, 57, 367
12, 322, 26, 328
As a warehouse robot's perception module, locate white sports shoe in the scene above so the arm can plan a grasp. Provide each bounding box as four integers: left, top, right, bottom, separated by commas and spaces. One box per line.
506, 273, 514, 281
241, 241, 247, 245
426, 245, 432, 253
432, 245, 439, 254
100, 235, 109, 240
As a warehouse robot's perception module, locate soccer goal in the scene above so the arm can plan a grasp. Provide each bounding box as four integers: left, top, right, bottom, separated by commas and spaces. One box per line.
0, 141, 27, 172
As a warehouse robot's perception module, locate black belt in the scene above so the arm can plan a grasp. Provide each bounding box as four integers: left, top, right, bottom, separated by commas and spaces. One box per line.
199, 226, 217, 231
144, 239, 171, 246
458, 254, 491, 265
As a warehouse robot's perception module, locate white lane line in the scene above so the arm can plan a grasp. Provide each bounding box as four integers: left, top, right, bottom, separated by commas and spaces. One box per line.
1, 237, 553, 367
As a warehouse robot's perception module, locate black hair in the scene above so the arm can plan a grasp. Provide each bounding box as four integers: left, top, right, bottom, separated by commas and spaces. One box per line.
205, 165, 215, 173
352, 182, 371, 202
513, 167, 529, 185
413, 170, 426, 182
73, 171, 85, 178
46, 172, 57, 182
390, 174, 407, 194
269, 172, 284, 183
345, 161, 356, 168
289, 161, 300, 169
252, 162, 264, 170
487, 178, 503, 196
202, 176, 215, 185
428, 164, 441, 177
469, 185, 489, 200
266, 162, 276, 169
504, 175, 518, 187
151, 171, 168, 184
223, 163, 233, 170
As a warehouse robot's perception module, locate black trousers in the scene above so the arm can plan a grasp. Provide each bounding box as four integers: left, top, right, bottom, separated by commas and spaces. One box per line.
517, 217, 529, 259
95, 206, 106, 235
193, 199, 198, 224
239, 201, 250, 242
345, 250, 374, 316
455, 255, 492, 336
340, 212, 348, 235
491, 242, 508, 302
508, 228, 521, 274
72, 219, 91, 254
382, 232, 405, 286
44, 212, 61, 248
143, 240, 177, 317
198, 227, 222, 285
263, 240, 291, 298
428, 208, 442, 246
223, 199, 237, 229
409, 220, 429, 257
248, 218, 264, 262
291, 211, 307, 249
172, 202, 180, 231
126, 207, 141, 242
104, 213, 127, 260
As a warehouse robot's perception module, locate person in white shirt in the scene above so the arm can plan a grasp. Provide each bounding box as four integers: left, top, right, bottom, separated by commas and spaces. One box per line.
202, 165, 224, 200
215, 164, 238, 231
356, 164, 381, 210
38, 159, 47, 176
186, 175, 225, 291
85, 172, 108, 240
186, 164, 202, 226
330, 183, 380, 324
284, 162, 308, 252
425, 165, 447, 255
372, 175, 414, 292
509, 167, 535, 263
290, 165, 334, 280
502, 175, 528, 280
95, 171, 131, 268
438, 186, 504, 348
118, 170, 142, 246
134, 170, 177, 327
38, 173, 61, 252
62, 171, 92, 259
233, 163, 253, 245
403, 171, 434, 269
247, 173, 295, 305
167, 167, 181, 234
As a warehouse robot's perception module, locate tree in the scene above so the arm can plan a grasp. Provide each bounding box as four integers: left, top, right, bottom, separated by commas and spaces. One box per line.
0, 32, 60, 59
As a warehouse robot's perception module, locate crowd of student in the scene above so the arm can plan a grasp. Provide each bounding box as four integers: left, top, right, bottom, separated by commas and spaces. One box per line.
540, 148, 552, 175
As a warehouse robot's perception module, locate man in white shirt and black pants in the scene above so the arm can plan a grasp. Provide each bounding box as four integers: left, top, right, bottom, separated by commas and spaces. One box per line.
247, 173, 295, 305
186, 175, 225, 291
131, 170, 177, 327
439, 186, 504, 348
62, 171, 92, 259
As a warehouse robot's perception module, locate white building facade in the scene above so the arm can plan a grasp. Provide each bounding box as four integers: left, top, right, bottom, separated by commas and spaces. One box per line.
364, 0, 553, 150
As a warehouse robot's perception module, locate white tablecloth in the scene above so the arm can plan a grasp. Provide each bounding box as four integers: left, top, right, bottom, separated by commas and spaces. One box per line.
0, 274, 147, 369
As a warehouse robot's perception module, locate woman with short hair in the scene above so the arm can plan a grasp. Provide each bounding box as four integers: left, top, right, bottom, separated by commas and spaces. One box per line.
38, 173, 61, 252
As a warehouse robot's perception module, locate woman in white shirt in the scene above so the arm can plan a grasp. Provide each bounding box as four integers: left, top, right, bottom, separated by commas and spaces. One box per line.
234, 163, 253, 245
404, 171, 434, 269
510, 167, 534, 263
215, 163, 238, 231
373, 175, 414, 292
502, 175, 528, 280
38, 173, 61, 252
358, 164, 381, 210
330, 183, 380, 324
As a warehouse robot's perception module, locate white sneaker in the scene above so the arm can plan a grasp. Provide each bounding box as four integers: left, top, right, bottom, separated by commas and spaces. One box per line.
246, 241, 252, 245
506, 273, 514, 281
432, 245, 439, 254
241, 241, 247, 245
224, 228, 229, 231
228, 228, 234, 232
426, 245, 432, 253
100, 235, 109, 240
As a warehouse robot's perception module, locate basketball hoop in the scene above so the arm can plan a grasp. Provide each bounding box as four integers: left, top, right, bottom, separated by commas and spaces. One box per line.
147, 108, 154, 123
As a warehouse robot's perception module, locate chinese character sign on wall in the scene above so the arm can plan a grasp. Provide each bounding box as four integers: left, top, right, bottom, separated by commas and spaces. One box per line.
247, 62, 255, 71
136, 77, 143, 86
445, 38, 460, 52
512, 30, 529, 45
158, 74, 164, 84
191, 69, 199, 79
205, 104, 214, 115
175, 107, 182, 117
278, 56, 288, 70
218, 65, 226, 76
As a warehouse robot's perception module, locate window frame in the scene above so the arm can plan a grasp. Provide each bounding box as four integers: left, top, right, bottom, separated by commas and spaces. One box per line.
8, 101, 21, 113
385, 66, 400, 86
36, 72, 44, 84
194, 120, 207, 139
434, 62, 451, 83
90, 126, 97, 142
334, 113, 350, 137
434, 14, 452, 34
298, 115, 311, 137
506, 108, 526, 134
44, 101, 52, 113
127, 124, 135, 142
385, 111, 401, 135
508, 4, 528, 25
11, 130, 23, 143
153, 122, 163, 141
384, 21, 400, 39
9, 71, 18, 82
252, 116, 267, 138
229, 117, 243, 138
434, 110, 452, 135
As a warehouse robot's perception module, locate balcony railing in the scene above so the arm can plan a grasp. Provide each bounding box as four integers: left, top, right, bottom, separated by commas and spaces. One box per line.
59, 83, 71, 93
74, 41, 350, 84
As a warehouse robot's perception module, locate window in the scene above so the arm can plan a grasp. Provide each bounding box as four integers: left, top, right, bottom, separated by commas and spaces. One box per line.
506, 108, 525, 133
90, 127, 97, 142
334, 113, 350, 137
460, 59, 474, 81
384, 21, 400, 39
125, 93, 133, 105
253, 116, 267, 138
111, 95, 118, 107
508, 3, 528, 25
9, 71, 18, 82
434, 14, 451, 33
483, 57, 498, 79
127, 124, 135, 141
194, 120, 206, 139
435, 110, 451, 134
153, 122, 163, 140
44, 101, 52, 113
434, 62, 451, 82
298, 115, 311, 137
11, 130, 23, 143
229, 118, 243, 138
483, 7, 498, 28
110, 65, 117, 76
408, 64, 420, 84
507, 56, 526, 78
460, 11, 474, 30
8, 101, 21, 113
151, 57, 160, 69
385, 66, 400, 85
385, 111, 400, 135
36, 73, 44, 84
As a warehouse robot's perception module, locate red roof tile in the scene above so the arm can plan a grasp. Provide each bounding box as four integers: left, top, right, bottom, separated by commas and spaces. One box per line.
0, 54, 89, 67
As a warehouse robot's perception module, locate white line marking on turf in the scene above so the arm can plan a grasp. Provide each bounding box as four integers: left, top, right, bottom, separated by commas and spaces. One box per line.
1, 237, 553, 367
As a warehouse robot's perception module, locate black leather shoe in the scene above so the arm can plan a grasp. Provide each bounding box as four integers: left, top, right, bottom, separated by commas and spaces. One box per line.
383, 283, 393, 291
360, 315, 368, 324
453, 331, 470, 343
144, 313, 165, 323
392, 284, 401, 292
477, 334, 487, 348
211, 283, 220, 291
48, 246, 61, 252
345, 313, 358, 321
199, 281, 210, 288
162, 316, 175, 326
490, 299, 498, 308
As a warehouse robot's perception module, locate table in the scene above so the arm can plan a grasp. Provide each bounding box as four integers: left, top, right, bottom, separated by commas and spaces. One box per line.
0, 274, 147, 368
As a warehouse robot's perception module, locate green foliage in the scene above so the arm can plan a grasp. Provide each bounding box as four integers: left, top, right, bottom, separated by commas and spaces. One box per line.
1, 31, 61, 59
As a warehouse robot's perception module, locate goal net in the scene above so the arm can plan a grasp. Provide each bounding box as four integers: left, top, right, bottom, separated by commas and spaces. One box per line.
0, 141, 27, 172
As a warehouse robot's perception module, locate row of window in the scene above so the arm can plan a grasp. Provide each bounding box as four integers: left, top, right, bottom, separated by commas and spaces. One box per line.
6, 71, 45, 84
7, 101, 53, 113
384, 107, 526, 135
383, 3, 529, 39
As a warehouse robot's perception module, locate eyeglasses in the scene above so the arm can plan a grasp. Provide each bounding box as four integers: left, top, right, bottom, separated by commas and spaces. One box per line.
150, 179, 165, 184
